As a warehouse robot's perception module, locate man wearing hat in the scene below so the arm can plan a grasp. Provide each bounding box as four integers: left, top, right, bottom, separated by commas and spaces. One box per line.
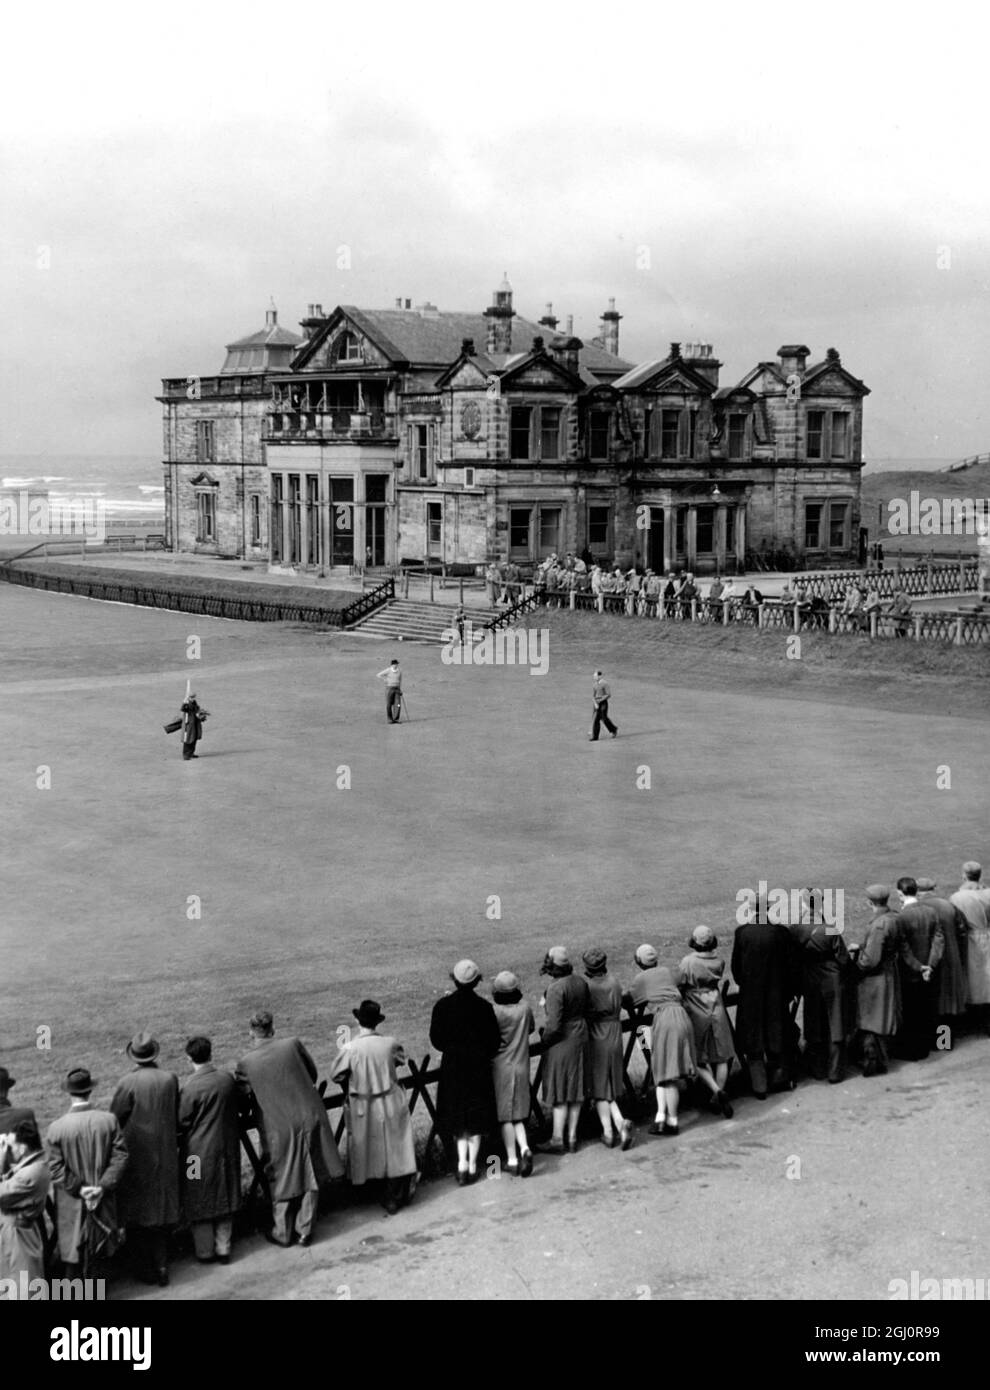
110, 1033, 180, 1286
893, 877, 944, 1061
849, 887, 902, 1076
0, 1119, 50, 1283
330, 1002, 416, 1214
178, 1037, 242, 1265
376, 658, 403, 724
730, 906, 799, 1099
916, 877, 969, 1031
236, 1011, 344, 1247
0, 1068, 35, 1172
952, 863, 990, 1031
46, 1067, 129, 1274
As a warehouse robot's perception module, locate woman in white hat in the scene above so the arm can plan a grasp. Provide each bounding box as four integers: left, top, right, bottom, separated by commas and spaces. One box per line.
429, 961, 501, 1185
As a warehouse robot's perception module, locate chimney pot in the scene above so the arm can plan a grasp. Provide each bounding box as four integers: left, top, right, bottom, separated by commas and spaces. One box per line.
405, 298, 412, 310
566, 314, 574, 334
533, 335, 544, 351
670, 341, 681, 358
462, 337, 475, 356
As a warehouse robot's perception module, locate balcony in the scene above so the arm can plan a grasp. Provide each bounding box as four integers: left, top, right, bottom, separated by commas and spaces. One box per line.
264, 409, 399, 443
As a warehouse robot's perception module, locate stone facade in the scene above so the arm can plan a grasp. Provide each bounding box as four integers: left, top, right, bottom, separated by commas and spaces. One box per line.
160, 290, 869, 574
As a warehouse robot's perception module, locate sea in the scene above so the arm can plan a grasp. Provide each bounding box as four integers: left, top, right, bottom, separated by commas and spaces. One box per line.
0, 455, 164, 533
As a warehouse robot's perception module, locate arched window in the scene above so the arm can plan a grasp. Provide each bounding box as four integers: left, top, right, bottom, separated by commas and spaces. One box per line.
335, 330, 362, 363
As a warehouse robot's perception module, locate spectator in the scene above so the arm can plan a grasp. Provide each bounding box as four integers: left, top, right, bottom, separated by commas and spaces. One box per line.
46, 1067, 128, 1277
535, 947, 590, 1155
110, 1032, 180, 1286
582, 949, 633, 1150
893, 876, 944, 1061
490, 971, 536, 1177
178, 1036, 242, 1266
235, 1011, 344, 1248
951, 862, 990, 1033
0, 1120, 50, 1284
429, 961, 500, 1186
331, 1000, 417, 1214
886, 586, 912, 637
678, 572, 698, 620
662, 573, 677, 617
915, 877, 969, 1031
849, 886, 901, 1077
791, 911, 851, 1084
625, 945, 697, 1137
731, 896, 797, 1098
677, 926, 735, 1116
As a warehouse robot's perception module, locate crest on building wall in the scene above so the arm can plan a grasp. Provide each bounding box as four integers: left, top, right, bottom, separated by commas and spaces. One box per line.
460, 401, 482, 439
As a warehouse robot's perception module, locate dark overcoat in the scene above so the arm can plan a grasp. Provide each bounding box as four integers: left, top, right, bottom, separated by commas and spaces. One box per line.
730, 921, 797, 1055
924, 895, 969, 1016
45, 1104, 129, 1264
429, 987, 500, 1136
110, 1065, 180, 1228
793, 923, 853, 1044
855, 906, 902, 1036
235, 1037, 343, 1202
541, 973, 590, 1105
178, 1065, 242, 1223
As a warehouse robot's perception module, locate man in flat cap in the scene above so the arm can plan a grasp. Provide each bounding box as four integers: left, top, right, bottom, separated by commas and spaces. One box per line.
952, 862, 990, 1032
589, 670, 618, 741
893, 877, 943, 1060
376, 658, 404, 724
46, 1067, 129, 1276
916, 876, 969, 1035
236, 1012, 343, 1247
849, 887, 902, 1076
110, 1033, 180, 1286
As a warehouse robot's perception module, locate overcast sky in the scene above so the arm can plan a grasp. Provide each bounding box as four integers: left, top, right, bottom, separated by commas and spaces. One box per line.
3, 0, 989, 460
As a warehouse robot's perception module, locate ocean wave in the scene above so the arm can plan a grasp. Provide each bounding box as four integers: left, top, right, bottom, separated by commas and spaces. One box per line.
138, 484, 165, 494
2, 476, 69, 487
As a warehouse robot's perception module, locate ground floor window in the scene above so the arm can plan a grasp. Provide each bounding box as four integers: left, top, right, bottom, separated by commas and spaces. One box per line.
539, 506, 561, 557
696, 504, 715, 554
588, 505, 610, 551
804, 498, 851, 553
250, 494, 262, 546
195, 488, 217, 543
509, 507, 531, 557
805, 502, 824, 550
330, 476, 355, 565
829, 501, 849, 550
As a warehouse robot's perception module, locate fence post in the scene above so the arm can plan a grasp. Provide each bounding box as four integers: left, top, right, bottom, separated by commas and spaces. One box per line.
440, 564, 446, 590
829, 607, 837, 634
757, 603, 765, 628
597, 593, 604, 614
403, 570, 410, 599
913, 614, 922, 641
870, 610, 878, 639
722, 599, 729, 625
429, 573, 435, 602
926, 562, 933, 597
959, 559, 966, 593
793, 603, 801, 634
569, 588, 575, 610
459, 576, 464, 605
955, 614, 964, 645
690, 598, 697, 623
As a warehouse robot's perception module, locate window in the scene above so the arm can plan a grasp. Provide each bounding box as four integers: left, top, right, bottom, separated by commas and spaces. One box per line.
464, 467, 475, 487
727, 414, 746, 461
427, 501, 442, 555
287, 474, 302, 564
725, 507, 735, 553
250, 494, 262, 546
413, 424, 431, 481
509, 507, 531, 555
807, 411, 824, 460
270, 475, 283, 562
337, 331, 362, 362
195, 488, 216, 543
829, 502, 848, 550
540, 407, 561, 460
366, 474, 388, 503
696, 505, 715, 554
510, 407, 532, 460
675, 506, 686, 555
305, 475, 321, 566
589, 411, 610, 461
831, 413, 848, 459
661, 410, 681, 459
805, 502, 824, 549
588, 505, 610, 549
685, 410, 698, 460
539, 507, 561, 557
196, 420, 215, 463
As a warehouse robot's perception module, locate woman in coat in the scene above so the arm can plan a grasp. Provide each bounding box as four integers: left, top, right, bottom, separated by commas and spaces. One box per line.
429, 960, 500, 1185
331, 1000, 416, 1213
582, 948, 633, 1149
491, 971, 536, 1176
677, 926, 735, 1117
625, 944, 697, 1135
794, 916, 852, 1083
0, 1120, 50, 1283
536, 946, 590, 1154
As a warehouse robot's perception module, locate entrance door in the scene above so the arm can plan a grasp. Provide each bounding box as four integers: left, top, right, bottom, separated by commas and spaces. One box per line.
648, 508, 664, 572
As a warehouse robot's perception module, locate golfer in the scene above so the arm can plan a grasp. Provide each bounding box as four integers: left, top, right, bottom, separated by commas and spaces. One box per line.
589, 669, 618, 741
376, 659, 403, 724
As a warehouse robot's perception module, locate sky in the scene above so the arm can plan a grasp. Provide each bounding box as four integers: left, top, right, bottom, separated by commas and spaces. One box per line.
3, 0, 989, 461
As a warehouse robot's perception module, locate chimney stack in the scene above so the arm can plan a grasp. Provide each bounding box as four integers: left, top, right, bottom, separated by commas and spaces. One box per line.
565, 314, 574, 335
484, 272, 515, 354
461, 338, 476, 356
404, 298, 412, 310
539, 302, 559, 331
670, 342, 681, 360
681, 341, 721, 387
299, 303, 328, 341
548, 331, 583, 378
600, 298, 622, 356
778, 344, 811, 377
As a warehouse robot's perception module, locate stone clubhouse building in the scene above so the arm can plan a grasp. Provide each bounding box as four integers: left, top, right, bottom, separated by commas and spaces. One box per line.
158, 278, 869, 576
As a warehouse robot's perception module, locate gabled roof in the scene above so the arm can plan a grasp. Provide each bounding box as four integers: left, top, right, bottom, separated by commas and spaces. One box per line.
291, 304, 634, 383
612, 353, 716, 395
713, 385, 757, 402
737, 361, 787, 390
801, 356, 870, 396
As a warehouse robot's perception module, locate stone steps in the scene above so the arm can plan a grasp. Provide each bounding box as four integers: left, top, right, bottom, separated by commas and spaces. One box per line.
352, 599, 491, 643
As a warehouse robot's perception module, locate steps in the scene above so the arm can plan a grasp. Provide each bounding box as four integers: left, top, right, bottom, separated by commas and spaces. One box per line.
351, 598, 492, 643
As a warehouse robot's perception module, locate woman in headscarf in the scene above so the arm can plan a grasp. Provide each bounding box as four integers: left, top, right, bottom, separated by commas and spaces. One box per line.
536, 947, 590, 1155
624, 944, 697, 1136
429, 960, 501, 1185
583, 948, 634, 1149
331, 1000, 417, 1213
677, 926, 735, 1117
491, 970, 536, 1177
